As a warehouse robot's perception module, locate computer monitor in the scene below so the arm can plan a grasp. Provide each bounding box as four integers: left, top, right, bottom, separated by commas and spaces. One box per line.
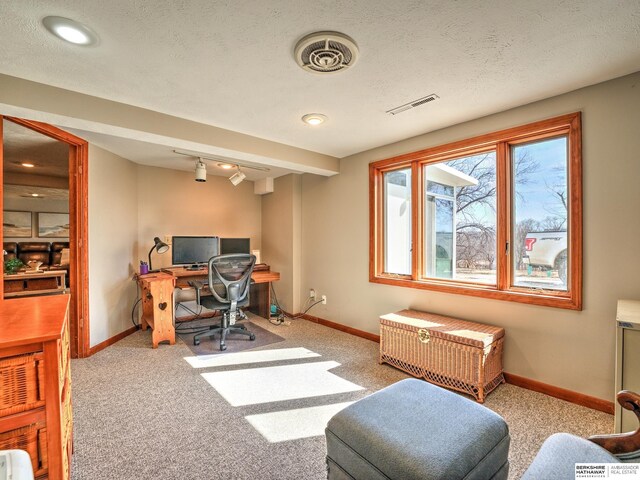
172, 236, 219, 269
219, 238, 250, 255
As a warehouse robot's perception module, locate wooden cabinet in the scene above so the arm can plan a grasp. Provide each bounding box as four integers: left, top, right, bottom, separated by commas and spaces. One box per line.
0, 295, 72, 479
615, 299, 640, 433
3, 270, 67, 298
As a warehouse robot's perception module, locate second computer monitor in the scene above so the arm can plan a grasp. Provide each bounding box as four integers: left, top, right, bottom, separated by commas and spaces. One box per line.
219, 238, 250, 255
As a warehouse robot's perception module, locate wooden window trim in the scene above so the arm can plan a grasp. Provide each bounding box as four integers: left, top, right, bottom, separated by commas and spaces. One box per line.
370, 113, 582, 310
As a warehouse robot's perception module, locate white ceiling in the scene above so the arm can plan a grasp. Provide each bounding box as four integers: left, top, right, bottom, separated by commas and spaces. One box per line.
66, 128, 297, 181
0, 1, 639, 171
3, 119, 69, 178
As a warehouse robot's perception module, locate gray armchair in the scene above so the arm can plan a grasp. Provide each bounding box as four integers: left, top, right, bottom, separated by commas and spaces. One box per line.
522, 390, 640, 479
191, 253, 256, 351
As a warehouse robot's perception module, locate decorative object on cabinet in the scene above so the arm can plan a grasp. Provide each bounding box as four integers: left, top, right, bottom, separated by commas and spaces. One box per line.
26, 260, 44, 272
4, 257, 24, 274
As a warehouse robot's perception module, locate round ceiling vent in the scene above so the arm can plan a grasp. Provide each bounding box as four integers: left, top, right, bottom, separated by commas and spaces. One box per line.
294, 31, 359, 74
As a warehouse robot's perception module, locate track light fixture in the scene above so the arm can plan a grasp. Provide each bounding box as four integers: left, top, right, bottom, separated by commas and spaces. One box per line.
229, 166, 246, 186
174, 150, 270, 173
195, 158, 207, 182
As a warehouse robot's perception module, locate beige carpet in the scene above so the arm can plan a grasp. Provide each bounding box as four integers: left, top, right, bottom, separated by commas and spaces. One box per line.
70, 315, 613, 479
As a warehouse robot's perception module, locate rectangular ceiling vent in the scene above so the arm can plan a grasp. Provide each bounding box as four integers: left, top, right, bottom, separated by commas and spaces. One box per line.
386, 94, 439, 115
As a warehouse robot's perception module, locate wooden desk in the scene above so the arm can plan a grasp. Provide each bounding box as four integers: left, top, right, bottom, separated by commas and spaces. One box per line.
4, 270, 67, 298
162, 266, 280, 319
136, 272, 176, 348
0, 295, 73, 480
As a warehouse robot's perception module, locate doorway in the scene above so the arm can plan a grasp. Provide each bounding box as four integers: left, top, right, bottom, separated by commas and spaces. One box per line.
1, 116, 89, 358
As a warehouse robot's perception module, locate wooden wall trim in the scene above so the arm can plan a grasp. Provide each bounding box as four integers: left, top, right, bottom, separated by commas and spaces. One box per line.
298, 313, 381, 342
503, 372, 614, 414
88, 326, 138, 356
297, 313, 613, 414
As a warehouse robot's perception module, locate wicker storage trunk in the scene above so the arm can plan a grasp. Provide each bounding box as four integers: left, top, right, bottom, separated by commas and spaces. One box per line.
380, 309, 505, 403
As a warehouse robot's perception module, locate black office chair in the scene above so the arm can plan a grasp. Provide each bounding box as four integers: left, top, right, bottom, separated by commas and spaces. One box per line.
192, 253, 256, 351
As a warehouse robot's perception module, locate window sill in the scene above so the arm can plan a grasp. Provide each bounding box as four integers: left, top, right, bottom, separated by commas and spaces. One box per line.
370, 274, 581, 310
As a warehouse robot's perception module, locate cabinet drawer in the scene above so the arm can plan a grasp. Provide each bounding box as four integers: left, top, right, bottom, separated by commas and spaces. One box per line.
0, 421, 48, 477
0, 353, 45, 417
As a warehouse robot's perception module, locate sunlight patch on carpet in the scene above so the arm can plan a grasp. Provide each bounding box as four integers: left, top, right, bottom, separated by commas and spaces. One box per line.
184, 347, 321, 369
245, 402, 354, 443
201, 361, 364, 406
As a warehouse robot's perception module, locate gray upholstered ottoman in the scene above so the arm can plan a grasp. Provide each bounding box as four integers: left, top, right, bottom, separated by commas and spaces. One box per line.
325, 378, 510, 480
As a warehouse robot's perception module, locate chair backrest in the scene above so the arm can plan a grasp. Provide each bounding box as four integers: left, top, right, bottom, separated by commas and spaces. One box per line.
207, 253, 256, 305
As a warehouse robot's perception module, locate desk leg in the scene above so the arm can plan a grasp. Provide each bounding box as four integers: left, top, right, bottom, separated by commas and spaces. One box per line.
249, 282, 271, 319
140, 291, 152, 331
149, 281, 176, 348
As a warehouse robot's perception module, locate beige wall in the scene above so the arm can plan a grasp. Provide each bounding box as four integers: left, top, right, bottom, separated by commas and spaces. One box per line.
86, 158, 263, 345
300, 72, 640, 401
136, 165, 262, 270
88, 145, 139, 347
262, 174, 302, 313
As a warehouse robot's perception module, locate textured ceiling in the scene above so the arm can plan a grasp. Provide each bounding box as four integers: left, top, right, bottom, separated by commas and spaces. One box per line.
3, 118, 69, 178
0, 0, 639, 162
4, 184, 68, 200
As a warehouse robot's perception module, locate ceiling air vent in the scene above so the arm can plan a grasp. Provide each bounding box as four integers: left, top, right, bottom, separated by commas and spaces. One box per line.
294, 31, 359, 74
386, 94, 440, 115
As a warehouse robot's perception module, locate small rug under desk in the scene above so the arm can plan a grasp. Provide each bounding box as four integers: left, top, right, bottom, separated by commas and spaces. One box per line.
176, 316, 285, 355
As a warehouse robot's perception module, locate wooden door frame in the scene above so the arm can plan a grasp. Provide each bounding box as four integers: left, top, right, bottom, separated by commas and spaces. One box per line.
1, 116, 90, 358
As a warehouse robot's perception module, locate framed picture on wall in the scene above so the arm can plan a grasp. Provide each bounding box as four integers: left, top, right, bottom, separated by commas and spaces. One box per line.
3, 211, 32, 237
38, 212, 70, 238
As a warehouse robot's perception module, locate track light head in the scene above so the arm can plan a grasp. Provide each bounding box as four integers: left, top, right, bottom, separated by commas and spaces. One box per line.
229, 167, 246, 186
195, 159, 207, 182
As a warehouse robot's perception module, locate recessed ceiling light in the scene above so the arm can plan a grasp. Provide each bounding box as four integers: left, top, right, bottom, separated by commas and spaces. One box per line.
302, 113, 327, 126
42, 16, 98, 46
31, 193, 40, 197
218, 163, 235, 170
21, 162, 35, 168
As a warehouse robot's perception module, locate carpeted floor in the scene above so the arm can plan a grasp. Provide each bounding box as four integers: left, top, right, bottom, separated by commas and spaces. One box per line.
70, 315, 613, 480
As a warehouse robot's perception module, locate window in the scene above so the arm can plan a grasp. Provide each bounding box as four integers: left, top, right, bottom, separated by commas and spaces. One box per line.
383, 168, 411, 275
370, 113, 582, 309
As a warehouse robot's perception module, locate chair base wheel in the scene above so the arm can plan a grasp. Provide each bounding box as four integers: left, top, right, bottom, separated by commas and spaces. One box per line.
194, 339, 200, 346
220, 344, 227, 351
249, 334, 256, 341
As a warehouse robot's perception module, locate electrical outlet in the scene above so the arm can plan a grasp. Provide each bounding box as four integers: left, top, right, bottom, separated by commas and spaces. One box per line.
164, 235, 172, 244
309, 289, 316, 299
321, 295, 327, 305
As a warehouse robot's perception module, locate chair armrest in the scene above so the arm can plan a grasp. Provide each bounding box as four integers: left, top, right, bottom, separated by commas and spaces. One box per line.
589, 391, 640, 455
